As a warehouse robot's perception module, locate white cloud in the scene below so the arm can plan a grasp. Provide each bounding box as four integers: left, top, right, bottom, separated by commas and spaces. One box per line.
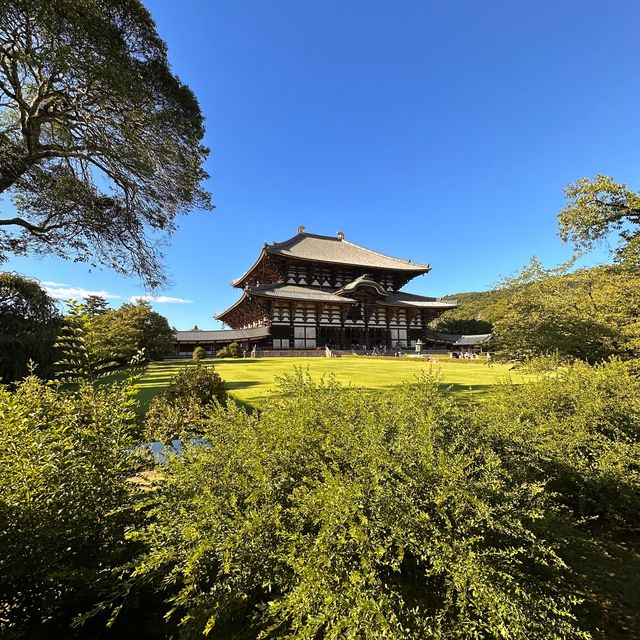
40, 281, 121, 300
130, 294, 193, 304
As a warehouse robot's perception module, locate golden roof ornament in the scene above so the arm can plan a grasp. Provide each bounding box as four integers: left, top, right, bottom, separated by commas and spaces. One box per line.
337, 231, 344, 241
297, 225, 305, 235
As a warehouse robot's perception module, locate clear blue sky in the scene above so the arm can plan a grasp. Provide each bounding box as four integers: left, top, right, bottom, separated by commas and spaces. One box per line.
5, 0, 640, 329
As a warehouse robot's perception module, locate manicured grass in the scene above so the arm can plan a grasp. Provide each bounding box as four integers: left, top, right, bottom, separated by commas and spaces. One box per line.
136, 356, 525, 411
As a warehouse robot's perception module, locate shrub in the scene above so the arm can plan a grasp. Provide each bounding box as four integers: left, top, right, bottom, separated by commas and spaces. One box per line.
145, 365, 227, 442
217, 341, 243, 358
192, 346, 207, 362
477, 358, 640, 522
132, 373, 586, 639
0, 375, 149, 637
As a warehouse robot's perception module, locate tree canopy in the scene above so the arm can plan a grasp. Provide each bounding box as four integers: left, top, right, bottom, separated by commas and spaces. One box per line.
83, 299, 174, 364
0, 0, 211, 287
0, 271, 60, 381
558, 174, 640, 268
491, 259, 640, 361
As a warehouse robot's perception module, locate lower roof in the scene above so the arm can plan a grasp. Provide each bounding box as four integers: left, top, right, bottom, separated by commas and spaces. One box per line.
246, 283, 457, 309
424, 331, 494, 346
174, 326, 270, 343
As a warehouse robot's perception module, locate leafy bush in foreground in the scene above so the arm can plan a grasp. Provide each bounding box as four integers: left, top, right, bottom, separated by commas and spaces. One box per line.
0, 375, 148, 638
477, 358, 640, 522
132, 373, 586, 639
145, 364, 227, 442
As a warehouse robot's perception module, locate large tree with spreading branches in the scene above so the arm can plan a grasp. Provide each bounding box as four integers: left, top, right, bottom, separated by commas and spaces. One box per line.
0, 0, 211, 287
558, 174, 640, 268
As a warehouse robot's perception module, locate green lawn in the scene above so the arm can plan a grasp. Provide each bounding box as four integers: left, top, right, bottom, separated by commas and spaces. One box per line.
136, 356, 524, 411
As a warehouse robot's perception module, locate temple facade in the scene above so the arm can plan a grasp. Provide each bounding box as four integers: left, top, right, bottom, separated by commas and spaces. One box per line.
215, 229, 458, 352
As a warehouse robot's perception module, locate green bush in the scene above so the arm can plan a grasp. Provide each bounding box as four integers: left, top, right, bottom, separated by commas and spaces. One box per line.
0, 375, 149, 637
145, 365, 227, 442
132, 373, 586, 639
192, 346, 207, 362
216, 341, 243, 358
477, 358, 640, 522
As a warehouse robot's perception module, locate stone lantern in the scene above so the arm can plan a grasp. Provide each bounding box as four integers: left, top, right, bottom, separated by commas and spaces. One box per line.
415, 339, 423, 354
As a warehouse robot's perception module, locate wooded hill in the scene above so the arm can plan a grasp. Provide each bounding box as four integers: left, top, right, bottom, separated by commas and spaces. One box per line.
433, 263, 640, 362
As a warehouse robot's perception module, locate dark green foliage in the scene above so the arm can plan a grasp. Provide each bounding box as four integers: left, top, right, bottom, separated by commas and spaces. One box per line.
435, 290, 508, 327
0, 272, 61, 382
0, 0, 211, 287
145, 364, 227, 442
132, 373, 587, 639
477, 358, 640, 523
216, 341, 243, 358
230, 341, 244, 358
85, 300, 174, 364
83, 295, 109, 316
192, 346, 207, 362
163, 364, 228, 407
432, 317, 493, 335
0, 374, 149, 638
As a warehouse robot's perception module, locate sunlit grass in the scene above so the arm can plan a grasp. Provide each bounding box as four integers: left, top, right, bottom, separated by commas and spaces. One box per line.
135, 356, 527, 411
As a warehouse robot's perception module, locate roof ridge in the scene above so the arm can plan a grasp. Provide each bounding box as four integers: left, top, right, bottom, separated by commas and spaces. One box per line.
339, 238, 428, 268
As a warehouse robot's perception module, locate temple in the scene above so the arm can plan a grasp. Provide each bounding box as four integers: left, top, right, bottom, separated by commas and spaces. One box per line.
212, 228, 458, 353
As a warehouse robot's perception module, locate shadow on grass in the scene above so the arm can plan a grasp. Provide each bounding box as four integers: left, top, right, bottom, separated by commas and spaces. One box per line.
225, 380, 260, 390
562, 524, 640, 639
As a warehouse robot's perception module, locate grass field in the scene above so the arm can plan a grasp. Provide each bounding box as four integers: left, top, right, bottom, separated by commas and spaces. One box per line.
136, 356, 524, 410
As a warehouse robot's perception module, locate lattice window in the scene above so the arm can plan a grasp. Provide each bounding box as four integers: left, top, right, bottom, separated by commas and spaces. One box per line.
294, 325, 316, 349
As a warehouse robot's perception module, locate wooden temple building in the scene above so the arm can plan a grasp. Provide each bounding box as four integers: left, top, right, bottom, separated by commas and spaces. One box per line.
200, 229, 458, 354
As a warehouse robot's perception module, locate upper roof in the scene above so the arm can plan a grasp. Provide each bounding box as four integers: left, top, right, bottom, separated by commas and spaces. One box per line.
232, 231, 431, 286
174, 326, 270, 342
269, 232, 430, 271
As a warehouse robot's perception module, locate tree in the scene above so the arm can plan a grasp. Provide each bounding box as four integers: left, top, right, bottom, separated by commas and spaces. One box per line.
491, 258, 640, 361
192, 345, 206, 362
432, 317, 493, 335
0, 0, 211, 287
559, 174, 640, 268
83, 295, 108, 316
86, 300, 174, 363
0, 271, 60, 381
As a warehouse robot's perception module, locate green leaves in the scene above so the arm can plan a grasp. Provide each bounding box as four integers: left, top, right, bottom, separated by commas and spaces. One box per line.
133, 373, 587, 639
0, 371, 148, 636
0, 0, 211, 287
559, 174, 640, 268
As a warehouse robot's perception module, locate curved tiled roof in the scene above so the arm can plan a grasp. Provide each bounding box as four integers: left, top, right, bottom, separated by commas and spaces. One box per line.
247, 283, 355, 303
232, 232, 431, 286
424, 331, 493, 346
268, 233, 430, 271
220, 283, 457, 310
174, 326, 270, 342
382, 292, 459, 308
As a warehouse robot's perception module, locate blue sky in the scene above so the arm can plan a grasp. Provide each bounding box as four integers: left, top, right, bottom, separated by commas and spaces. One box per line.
5, 0, 640, 329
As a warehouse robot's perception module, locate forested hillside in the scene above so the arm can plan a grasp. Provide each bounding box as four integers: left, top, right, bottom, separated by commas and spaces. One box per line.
434, 263, 640, 362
